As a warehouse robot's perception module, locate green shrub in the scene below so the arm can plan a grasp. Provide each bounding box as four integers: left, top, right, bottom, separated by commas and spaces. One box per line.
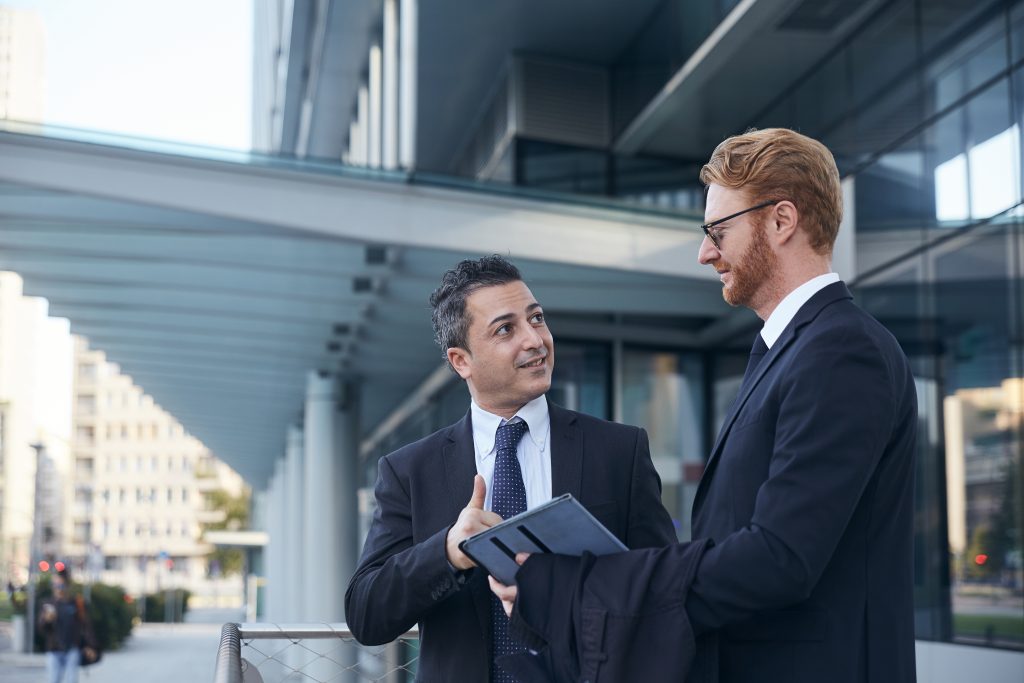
0, 593, 13, 621
86, 583, 135, 651
142, 589, 191, 623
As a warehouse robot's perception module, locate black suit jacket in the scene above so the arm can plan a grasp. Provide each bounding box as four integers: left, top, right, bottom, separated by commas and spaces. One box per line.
506, 539, 712, 683
344, 401, 677, 683
686, 281, 918, 682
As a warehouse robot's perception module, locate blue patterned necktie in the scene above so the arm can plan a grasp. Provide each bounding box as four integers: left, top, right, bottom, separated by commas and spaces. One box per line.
490, 419, 529, 682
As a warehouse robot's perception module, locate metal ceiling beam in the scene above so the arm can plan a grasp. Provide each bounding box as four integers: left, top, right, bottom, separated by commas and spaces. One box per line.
0, 130, 712, 279
6, 257, 358, 300
20, 281, 373, 323
0, 221, 386, 273
44, 303, 348, 338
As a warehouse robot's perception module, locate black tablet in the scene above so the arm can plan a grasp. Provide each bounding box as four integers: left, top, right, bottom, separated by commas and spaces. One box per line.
459, 493, 627, 585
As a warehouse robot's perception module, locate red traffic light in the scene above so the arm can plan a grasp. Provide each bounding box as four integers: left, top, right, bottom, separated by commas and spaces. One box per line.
38, 560, 50, 572
54, 561, 66, 572
974, 554, 989, 565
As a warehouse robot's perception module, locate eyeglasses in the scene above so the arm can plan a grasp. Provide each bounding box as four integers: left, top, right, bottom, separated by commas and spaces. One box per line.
700, 200, 776, 249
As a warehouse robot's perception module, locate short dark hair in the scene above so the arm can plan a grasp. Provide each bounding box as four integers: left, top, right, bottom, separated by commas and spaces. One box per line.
430, 255, 522, 365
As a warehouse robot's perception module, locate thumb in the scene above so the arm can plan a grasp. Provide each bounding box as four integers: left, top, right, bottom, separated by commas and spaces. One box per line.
468, 474, 486, 509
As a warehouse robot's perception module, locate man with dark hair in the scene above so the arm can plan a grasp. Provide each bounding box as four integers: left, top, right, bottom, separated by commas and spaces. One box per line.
345, 254, 676, 682
495, 129, 918, 682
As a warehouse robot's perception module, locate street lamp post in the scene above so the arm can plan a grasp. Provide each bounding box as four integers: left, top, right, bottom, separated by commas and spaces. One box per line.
26, 441, 45, 654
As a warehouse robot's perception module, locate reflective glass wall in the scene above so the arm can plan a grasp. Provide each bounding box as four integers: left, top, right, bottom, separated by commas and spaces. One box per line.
744, 0, 1024, 650
362, 0, 1024, 654
621, 348, 704, 540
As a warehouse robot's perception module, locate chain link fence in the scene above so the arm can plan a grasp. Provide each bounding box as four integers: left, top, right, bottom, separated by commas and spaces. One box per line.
213, 623, 419, 683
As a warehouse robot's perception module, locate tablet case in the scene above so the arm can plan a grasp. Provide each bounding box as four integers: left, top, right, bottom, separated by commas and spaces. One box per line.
459, 493, 627, 585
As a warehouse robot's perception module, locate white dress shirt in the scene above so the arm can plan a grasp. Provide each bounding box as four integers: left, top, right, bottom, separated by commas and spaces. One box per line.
760, 272, 841, 349
470, 395, 552, 512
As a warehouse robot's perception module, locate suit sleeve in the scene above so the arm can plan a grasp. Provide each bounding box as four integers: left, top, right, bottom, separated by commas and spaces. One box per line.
344, 454, 464, 645
686, 324, 909, 632
627, 428, 679, 548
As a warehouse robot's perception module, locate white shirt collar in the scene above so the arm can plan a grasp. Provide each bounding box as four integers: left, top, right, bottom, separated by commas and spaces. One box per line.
471, 394, 550, 459
760, 273, 840, 348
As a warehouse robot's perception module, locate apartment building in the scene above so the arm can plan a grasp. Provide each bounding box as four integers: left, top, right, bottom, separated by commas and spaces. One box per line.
68, 337, 245, 597
0, 272, 71, 586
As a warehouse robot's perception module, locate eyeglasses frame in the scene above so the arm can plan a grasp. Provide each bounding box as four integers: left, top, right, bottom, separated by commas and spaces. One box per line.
700, 200, 778, 249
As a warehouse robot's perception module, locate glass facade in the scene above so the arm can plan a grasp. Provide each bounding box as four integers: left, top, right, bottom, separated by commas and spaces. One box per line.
621, 348, 704, 540
753, 0, 1024, 651
367, 0, 1024, 653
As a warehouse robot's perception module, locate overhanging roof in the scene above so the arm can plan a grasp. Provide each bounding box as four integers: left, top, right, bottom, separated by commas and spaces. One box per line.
614, 0, 890, 158
0, 127, 728, 488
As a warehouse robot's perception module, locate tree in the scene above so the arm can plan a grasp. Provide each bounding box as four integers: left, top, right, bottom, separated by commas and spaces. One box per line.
201, 488, 250, 576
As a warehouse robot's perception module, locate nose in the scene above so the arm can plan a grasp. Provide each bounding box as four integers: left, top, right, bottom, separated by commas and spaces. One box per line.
698, 234, 718, 265
522, 323, 544, 349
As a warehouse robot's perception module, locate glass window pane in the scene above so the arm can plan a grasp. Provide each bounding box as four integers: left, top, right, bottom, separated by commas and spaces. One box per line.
849, 0, 917, 109
857, 220, 1024, 649
622, 348, 705, 540
549, 341, 610, 420
924, 13, 1007, 115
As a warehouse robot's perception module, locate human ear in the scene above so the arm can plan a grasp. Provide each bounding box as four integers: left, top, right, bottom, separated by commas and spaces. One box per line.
771, 200, 799, 245
447, 347, 472, 380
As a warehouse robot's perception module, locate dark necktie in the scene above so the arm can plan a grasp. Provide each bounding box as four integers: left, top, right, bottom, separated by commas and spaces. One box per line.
741, 333, 769, 389
490, 419, 529, 682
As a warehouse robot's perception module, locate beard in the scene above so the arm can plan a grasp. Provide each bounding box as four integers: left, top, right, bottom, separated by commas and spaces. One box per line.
721, 220, 777, 308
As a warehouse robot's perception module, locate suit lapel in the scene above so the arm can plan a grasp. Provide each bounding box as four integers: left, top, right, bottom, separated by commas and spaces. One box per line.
443, 411, 477, 520
442, 411, 492, 639
693, 282, 854, 517
548, 403, 582, 499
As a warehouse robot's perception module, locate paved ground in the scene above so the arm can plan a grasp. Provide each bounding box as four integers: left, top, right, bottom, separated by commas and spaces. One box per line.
0, 608, 242, 683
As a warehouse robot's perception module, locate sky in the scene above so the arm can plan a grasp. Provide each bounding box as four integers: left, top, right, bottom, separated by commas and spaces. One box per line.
5, 0, 253, 150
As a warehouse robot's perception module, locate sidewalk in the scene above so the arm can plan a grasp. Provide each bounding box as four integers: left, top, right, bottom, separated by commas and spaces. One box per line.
0, 608, 242, 683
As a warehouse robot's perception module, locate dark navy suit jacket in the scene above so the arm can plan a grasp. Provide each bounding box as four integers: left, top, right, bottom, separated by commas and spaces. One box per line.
509, 282, 918, 683
344, 402, 676, 683
687, 281, 918, 682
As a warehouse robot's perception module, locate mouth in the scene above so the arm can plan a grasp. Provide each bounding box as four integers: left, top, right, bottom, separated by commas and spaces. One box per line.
517, 356, 547, 369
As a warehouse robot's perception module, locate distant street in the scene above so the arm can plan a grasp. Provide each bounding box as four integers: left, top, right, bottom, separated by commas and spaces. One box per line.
0, 608, 242, 683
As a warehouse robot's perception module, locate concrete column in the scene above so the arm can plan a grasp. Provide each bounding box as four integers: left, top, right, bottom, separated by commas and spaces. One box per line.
346, 120, 359, 164
399, 0, 417, 169
357, 85, 370, 166
382, 0, 399, 169
284, 424, 304, 621
261, 474, 274, 621
835, 175, 857, 281
266, 459, 285, 622
302, 373, 359, 622
368, 42, 383, 168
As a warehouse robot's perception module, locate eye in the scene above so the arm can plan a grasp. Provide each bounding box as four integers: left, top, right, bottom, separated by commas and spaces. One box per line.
495, 323, 512, 336
530, 312, 545, 324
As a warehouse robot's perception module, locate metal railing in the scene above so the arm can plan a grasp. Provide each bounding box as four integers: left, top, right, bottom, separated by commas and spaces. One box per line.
213, 623, 419, 683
